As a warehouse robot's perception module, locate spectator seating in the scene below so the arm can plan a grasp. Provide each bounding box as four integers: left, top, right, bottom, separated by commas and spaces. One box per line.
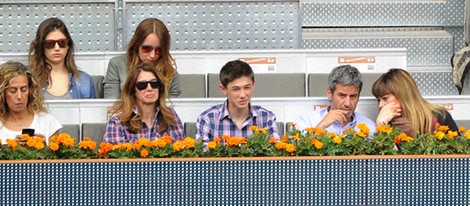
60, 124, 80, 142
91, 75, 105, 98
179, 74, 206, 98
81, 123, 107, 143
207, 73, 306, 97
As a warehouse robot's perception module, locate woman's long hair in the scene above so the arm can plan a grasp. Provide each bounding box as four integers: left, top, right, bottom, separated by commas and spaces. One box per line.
0, 61, 47, 123
372, 68, 446, 136
126, 18, 176, 91
28, 17, 79, 87
109, 63, 176, 133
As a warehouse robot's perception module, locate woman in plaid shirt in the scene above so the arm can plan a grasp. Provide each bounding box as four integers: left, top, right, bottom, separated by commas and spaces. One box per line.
103, 64, 184, 144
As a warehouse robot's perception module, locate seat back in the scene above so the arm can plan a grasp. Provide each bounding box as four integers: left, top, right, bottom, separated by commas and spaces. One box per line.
60, 124, 80, 143
208, 73, 306, 97
81, 123, 107, 143
179, 74, 206, 98
91, 75, 104, 98
184, 122, 198, 138
455, 120, 470, 129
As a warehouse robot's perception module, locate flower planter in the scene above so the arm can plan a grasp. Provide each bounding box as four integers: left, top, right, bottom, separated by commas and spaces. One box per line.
1, 155, 468, 205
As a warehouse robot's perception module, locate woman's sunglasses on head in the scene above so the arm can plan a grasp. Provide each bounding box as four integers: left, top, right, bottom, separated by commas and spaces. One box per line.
44, 39, 68, 49
135, 79, 161, 90
141, 45, 161, 56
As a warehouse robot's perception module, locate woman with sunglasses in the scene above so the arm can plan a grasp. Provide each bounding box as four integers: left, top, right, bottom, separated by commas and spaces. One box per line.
103, 63, 184, 144
28, 17, 96, 99
103, 18, 181, 99
0, 61, 62, 144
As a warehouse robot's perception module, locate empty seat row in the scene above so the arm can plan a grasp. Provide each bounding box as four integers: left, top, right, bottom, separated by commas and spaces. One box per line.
92, 73, 384, 98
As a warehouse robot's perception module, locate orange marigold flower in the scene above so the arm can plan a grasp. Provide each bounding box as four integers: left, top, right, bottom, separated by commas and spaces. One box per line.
140, 149, 149, 158
260, 127, 267, 134
6, 141, 16, 151
304, 127, 316, 133
458, 127, 466, 133
82, 137, 92, 141
63, 137, 75, 148
34, 141, 45, 150
154, 138, 167, 148
333, 136, 342, 144
268, 137, 278, 144
98, 142, 113, 156
434, 131, 446, 140
394, 133, 413, 143
447, 131, 458, 139
123, 143, 133, 151
437, 125, 449, 132
221, 135, 230, 142
162, 135, 173, 144
312, 139, 323, 149
354, 132, 367, 138
249, 125, 258, 132
358, 123, 370, 135
292, 132, 300, 140
329, 132, 336, 138
137, 137, 152, 147
376, 125, 393, 134
275, 142, 287, 150
281, 135, 289, 142
207, 141, 217, 150
49, 142, 59, 151
78, 140, 97, 150
183, 137, 196, 149
213, 137, 221, 145
465, 130, 470, 139
133, 142, 142, 150
21, 134, 31, 141
289, 122, 297, 127
285, 144, 296, 153
172, 141, 183, 151
315, 129, 327, 136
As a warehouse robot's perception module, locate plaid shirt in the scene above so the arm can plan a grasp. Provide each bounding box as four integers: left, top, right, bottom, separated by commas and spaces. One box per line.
104, 106, 184, 144
195, 101, 280, 143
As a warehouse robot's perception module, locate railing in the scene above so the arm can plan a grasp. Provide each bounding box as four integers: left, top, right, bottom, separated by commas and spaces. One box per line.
1, 155, 469, 205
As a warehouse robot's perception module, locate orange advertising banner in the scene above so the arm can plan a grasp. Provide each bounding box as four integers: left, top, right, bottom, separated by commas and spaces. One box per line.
338, 56, 375, 64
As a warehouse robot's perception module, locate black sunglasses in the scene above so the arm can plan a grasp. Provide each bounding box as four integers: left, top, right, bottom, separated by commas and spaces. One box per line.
44, 38, 69, 49
141, 45, 162, 55
135, 79, 161, 90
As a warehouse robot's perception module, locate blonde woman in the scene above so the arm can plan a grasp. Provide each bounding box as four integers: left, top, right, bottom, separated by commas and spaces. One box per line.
0, 61, 62, 144
373, 68, 458, 137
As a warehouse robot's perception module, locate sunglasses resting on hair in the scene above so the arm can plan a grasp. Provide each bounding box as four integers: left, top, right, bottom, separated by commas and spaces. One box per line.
44, 39, 68, 49
141, 45, 161, 55
135, 79, 161, 90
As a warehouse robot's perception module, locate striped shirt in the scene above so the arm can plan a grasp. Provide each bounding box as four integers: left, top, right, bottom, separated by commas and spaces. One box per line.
104, 106, 184, 144
195, 101, 280, 143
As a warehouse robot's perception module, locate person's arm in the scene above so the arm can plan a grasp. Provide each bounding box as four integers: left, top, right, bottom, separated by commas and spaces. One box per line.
103, 115, 127, 144
103, 57, 122, 99
168, 71, 182, 98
